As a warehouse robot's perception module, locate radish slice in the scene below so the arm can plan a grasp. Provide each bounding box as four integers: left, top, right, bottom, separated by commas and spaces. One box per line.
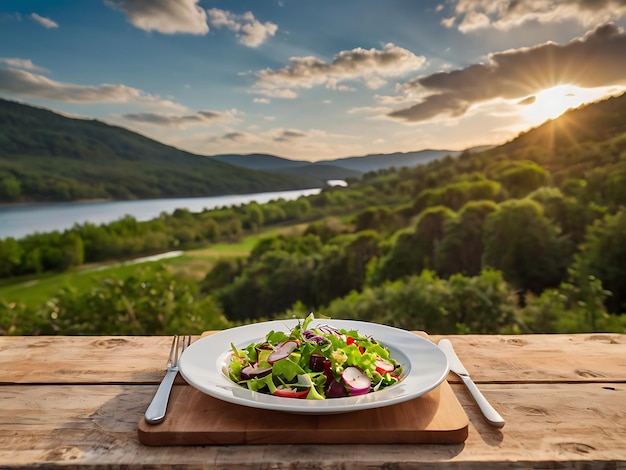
267, 340, 300, 364
240, 363, 272, 380
375, 357, 395, 374
341, 367, 371, 396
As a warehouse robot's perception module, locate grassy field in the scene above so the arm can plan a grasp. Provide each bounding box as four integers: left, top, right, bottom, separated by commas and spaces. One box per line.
0, 223, 309, 309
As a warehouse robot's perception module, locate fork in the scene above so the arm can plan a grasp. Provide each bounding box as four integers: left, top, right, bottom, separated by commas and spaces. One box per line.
144, 335, 191, 424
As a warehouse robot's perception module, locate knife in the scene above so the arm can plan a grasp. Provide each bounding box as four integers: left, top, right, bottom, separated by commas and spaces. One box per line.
438, 339, 505, 428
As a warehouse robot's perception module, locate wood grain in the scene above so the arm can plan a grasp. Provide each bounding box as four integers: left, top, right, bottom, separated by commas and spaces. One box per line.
1, 334, 625, 468
0, 383, 624, 468
137, 381, 469, 445
1, 333, 624, 385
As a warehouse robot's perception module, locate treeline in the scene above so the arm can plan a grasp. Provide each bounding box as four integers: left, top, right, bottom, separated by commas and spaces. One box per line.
0, 186, 386, 278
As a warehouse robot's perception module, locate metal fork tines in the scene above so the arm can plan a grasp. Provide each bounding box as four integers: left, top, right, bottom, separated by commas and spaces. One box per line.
144, 335, 191, 424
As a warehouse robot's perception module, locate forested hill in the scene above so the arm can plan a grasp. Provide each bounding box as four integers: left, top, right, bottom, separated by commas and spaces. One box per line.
0, 99, 322, 203
487, 92, 626, 162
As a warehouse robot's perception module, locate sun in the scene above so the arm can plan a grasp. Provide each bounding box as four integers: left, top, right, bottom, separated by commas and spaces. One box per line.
521, 85, 619, 126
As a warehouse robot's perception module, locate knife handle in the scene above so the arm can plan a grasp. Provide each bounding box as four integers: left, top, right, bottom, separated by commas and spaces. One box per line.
144, 369, 177, 424
460, 375, 505, 428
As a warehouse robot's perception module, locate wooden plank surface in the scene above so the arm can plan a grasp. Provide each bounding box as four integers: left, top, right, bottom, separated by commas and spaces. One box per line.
0, 383, 624, 469
1, 333, 625, 385
137, 380, 469, 445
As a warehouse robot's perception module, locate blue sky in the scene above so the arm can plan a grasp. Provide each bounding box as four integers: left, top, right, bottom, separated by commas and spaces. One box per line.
1, 0, 626, 161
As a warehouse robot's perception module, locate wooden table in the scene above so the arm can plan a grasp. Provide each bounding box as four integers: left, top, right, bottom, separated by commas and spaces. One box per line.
1, 333, 624, 469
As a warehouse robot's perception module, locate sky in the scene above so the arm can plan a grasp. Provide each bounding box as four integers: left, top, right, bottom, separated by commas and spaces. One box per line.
1, 1, 626, 162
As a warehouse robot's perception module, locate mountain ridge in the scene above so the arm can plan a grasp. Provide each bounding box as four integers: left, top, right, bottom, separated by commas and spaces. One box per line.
0, 98, 475, 202
0, 98, 323, 203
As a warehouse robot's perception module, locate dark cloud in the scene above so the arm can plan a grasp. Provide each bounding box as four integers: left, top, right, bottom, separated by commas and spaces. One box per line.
389, 24, 626, 122
272, 129, 307, 142
221, 132, 247, 142
122, 110, 228, 128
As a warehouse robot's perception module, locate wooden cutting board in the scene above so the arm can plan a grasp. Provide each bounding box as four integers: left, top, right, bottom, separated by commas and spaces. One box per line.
138, 378, 468, 445
138, 330, 468, 445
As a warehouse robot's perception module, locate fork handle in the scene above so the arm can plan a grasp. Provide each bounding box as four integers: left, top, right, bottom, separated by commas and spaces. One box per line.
144, 370, 178, 424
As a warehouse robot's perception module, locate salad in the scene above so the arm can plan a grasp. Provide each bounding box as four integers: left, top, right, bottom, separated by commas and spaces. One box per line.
226, 314, 402, 400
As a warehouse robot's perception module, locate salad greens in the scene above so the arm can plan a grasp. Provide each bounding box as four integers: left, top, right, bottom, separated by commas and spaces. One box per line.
226, 314, 402, 400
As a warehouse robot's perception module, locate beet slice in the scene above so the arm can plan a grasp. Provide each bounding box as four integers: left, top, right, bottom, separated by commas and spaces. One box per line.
326, 379, 348, 398
309, 353, 326, 372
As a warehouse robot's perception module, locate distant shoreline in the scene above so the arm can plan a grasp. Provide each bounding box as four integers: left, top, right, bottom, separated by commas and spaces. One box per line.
0, 198, 114, 208
0, 188, 323, 240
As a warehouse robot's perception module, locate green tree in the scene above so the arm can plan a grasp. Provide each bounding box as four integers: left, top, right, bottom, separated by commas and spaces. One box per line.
367, 229, 428, 285
571, 209, 626, 313
414, 205, 456, 271
482, 199, 569, 296
527, 186, 605, 246
59, 232, 85, 269
488, 160, 550, 198
0, 175, 21, 201
0, 238, 22, 277
438, 200, 498, 277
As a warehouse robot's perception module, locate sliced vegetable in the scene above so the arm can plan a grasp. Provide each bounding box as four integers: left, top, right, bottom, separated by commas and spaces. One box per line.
375, 357, 395, 374
273, 387, 309, 399
326, 379, 348, 398
309, 353, 326, 372
267, 340, 300, 364
341, 367, 371, 396
240, 363, 272, 380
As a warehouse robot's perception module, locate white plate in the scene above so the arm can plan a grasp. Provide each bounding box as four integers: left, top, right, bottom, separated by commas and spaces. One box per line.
178, 319, 449, 414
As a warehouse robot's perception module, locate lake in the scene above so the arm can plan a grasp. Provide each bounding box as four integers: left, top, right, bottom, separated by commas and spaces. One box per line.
0, 188, 322, 240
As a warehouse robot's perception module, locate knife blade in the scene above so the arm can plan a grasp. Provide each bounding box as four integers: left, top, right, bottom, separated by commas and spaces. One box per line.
438, 339, 505, 428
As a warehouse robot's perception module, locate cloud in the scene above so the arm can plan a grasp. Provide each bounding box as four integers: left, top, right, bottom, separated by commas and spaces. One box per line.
445, 0, 626, 32
207, 8, 277, 47
347, 105, 393, 115
388, 23, 626, 122
254, 43, 426, 98
121, 109, 236, 128
105, 0, 208, 35
0, 67, 186, 110
208, 131, 257, 144
0, 57, 48, 73
270, 128, 307, 142
31, 13, 58, 29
